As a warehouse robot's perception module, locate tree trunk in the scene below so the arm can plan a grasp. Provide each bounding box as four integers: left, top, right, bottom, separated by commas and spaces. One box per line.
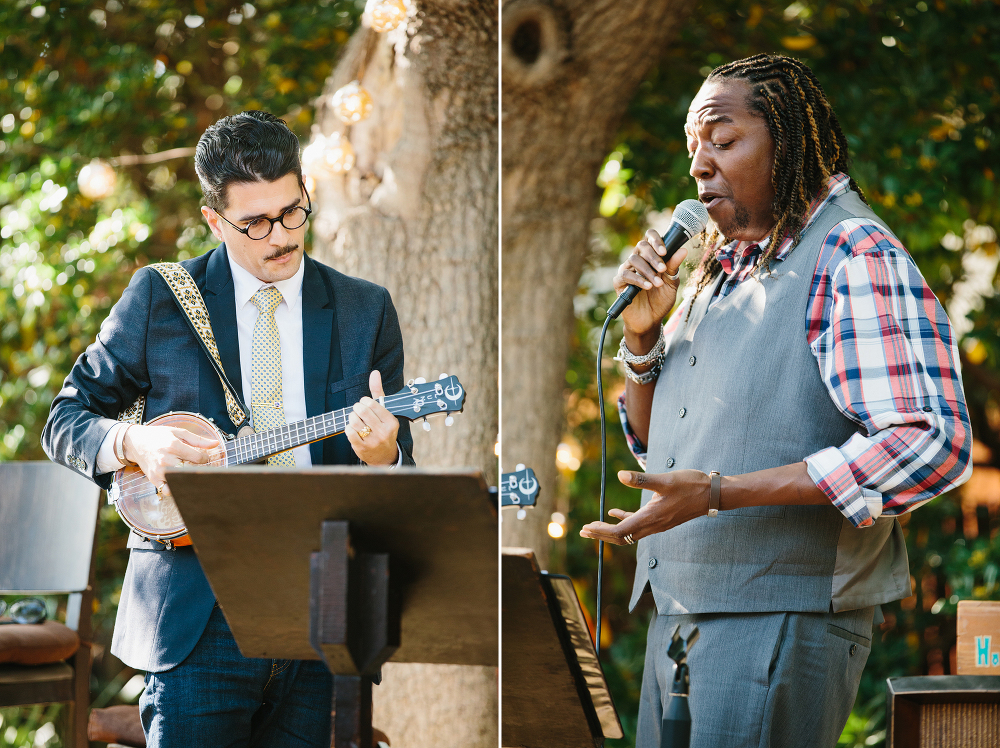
310, 3, 497, 746
500, 0, 692, 568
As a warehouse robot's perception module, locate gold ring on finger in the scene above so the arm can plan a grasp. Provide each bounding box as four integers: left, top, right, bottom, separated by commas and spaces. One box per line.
358, 424, 372, 439
623, 533, 635, 545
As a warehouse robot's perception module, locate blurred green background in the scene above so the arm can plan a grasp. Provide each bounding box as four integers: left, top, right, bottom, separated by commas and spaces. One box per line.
546, 2, 999, 748
2, 0, 999, 746
0, 1, 362, 744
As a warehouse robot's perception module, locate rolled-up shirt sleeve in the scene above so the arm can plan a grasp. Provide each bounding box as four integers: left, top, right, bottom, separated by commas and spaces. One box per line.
804, 222, 973, 528
618, 393, 648, 470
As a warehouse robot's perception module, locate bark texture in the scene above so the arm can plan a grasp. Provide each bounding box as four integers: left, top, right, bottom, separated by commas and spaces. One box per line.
310, 3, 498, 746
500, 0, 692, 566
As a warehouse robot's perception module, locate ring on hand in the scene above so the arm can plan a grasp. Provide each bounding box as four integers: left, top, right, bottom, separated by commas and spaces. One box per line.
357, 424, 372, 439
665, 270, 680, 282
623, 533, 635, 545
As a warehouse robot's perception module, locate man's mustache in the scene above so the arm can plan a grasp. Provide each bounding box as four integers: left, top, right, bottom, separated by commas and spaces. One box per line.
264, 244, 299, 261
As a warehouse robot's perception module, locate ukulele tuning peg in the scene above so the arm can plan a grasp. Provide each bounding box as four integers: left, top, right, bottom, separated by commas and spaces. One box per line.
515, 463, 525, 471
517, 509, 527, 520
439, 372, 449, 379
414, 377, 426, 384
445, 416, 454, 426
422, 418, 431, 432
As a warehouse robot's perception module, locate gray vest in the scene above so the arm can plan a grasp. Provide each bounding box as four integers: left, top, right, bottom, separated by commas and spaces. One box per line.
631, 189, 911, 615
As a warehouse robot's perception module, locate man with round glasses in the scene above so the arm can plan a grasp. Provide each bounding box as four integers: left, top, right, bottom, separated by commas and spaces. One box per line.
213, 196, 312, 241
43, 110, 413, 746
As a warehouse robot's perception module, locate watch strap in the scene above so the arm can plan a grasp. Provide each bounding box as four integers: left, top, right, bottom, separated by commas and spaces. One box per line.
708, 471, 721, 517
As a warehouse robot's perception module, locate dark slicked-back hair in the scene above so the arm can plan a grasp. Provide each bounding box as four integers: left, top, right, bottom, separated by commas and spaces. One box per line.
195, 110, 302, 211
688, 54, 866, 308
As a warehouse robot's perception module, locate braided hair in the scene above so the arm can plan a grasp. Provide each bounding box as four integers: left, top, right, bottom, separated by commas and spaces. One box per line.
687, 54, 866, 313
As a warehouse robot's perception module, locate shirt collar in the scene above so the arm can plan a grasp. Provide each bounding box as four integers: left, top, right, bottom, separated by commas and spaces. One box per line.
228, 249, 306, 311
714, 172, 851, 271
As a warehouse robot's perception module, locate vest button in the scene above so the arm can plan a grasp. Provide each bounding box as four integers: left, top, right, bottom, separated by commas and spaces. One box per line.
648, 558, 658, 569
678, 407, 686, 418
666, 458, 675, 468
849, 643, 858, 657
689, 356, 696, 366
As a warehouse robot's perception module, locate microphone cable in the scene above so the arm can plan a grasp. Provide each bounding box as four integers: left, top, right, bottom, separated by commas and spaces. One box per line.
591, 199, 707, 658
594, 311, 612, 657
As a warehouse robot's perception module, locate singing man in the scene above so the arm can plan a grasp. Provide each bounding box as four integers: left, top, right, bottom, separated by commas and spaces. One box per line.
580, 55, 971, 747
43, 110, 413, 746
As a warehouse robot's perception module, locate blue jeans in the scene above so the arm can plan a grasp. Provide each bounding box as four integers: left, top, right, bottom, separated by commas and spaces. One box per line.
140, 605, 333, 748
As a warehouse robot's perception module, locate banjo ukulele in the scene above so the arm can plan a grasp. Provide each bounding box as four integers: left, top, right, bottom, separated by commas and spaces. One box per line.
108, 374, 465, 543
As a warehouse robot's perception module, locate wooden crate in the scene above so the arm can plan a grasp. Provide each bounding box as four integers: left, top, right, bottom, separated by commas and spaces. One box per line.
957, 600, 1000, 675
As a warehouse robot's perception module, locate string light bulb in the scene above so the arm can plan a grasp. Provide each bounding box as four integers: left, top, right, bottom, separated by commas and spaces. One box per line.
366, 0, 407, 32
301, 132, 356, 178
331, 81, 374, 124
323, 132, 356, 174
301, 136, 327, 178
77, 159, 117, 200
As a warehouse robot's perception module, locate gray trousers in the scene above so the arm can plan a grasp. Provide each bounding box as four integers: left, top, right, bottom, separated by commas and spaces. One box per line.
636, 607, 875, 748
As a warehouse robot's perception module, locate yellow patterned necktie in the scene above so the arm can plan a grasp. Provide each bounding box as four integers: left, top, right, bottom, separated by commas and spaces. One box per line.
251, 286, 295, 466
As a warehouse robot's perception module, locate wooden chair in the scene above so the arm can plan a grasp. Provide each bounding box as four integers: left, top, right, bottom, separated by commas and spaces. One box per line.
0, 461, 102, 748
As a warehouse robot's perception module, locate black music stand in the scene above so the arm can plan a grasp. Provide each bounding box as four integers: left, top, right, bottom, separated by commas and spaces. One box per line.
165, 466, 498, 748
502, 547, 623, 748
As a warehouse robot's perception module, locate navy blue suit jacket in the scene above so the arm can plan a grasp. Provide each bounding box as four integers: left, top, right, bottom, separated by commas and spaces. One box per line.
42, 244, 413, 671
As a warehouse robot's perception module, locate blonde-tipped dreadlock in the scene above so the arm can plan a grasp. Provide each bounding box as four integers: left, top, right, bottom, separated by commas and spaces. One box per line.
687, 54, 867, 315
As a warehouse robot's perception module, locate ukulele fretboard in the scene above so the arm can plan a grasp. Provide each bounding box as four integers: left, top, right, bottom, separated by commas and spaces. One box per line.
224, 407, 352, 465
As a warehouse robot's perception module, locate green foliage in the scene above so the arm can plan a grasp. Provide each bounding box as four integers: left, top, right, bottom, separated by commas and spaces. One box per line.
560, 2, 1000, 746
0, 0, 361, 739
1, 0, 363, 457
0, 705, 62, 748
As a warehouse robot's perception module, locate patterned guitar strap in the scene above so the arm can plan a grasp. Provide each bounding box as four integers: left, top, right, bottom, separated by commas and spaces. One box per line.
116, 263, 250, 434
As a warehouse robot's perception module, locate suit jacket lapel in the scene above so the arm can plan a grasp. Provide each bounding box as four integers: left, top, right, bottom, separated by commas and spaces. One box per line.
302, 255, 336, 464
203, 243, 245, 409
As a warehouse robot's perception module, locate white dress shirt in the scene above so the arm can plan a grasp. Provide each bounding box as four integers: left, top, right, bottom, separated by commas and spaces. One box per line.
229, 253, 313, 467
97, 254, 400, 472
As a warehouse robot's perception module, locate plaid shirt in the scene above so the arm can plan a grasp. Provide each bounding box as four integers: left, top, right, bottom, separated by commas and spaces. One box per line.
619, 173, 972, 528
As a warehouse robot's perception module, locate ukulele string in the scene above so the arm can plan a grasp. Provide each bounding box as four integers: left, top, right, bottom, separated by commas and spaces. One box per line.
114, 404, 355, 491
112, 392, 451, 492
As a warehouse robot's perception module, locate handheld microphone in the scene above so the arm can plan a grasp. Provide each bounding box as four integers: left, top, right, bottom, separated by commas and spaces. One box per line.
606, 199, 709, 320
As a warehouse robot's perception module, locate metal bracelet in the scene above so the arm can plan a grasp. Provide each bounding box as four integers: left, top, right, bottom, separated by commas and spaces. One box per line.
616, 332, 666, 385
614, 332, 665, 368
115, 424, 133, 466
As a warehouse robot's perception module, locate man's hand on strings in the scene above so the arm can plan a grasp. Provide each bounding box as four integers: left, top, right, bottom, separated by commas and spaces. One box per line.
346, 370, 400, 466
123, 425, 219, 495
579, 469, 710, 545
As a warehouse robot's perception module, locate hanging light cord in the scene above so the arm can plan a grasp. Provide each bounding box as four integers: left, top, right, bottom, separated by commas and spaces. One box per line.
594, 312, 613, 657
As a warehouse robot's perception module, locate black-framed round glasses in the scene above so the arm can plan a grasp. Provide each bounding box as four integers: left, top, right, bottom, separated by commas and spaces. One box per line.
215, 192, 312, 241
